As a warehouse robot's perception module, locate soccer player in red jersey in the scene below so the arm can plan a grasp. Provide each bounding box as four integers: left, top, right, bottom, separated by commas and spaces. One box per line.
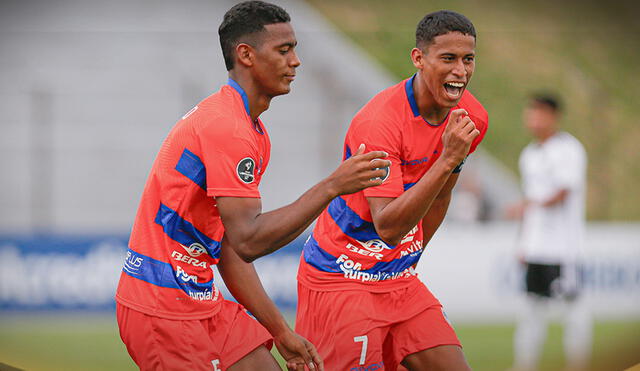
296, 10, 488, 371
114, 2, 390, 370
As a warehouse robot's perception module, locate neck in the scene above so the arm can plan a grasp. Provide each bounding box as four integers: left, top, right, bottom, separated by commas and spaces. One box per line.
536, 129, 557, 143
413, 71, 450, 124
228, 71, 272, 122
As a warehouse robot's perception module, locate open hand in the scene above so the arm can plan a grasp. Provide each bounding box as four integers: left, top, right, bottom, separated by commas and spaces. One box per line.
326, 143, 391, 196
274, 330, 324, 371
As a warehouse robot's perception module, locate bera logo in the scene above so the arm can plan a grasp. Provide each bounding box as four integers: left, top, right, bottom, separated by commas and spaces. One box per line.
356, 239, 391, 253
236, 157, 256, 184
181, 243, 206, 257
400, 225, 419, 244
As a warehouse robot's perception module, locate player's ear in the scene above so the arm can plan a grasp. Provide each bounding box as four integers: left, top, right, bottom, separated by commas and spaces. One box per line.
411, 47, 424, 69
236, 43, 254, 68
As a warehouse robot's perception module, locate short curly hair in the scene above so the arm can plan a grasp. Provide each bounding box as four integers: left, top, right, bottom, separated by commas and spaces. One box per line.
218, 1, 291, 71
416, 10, 476, 50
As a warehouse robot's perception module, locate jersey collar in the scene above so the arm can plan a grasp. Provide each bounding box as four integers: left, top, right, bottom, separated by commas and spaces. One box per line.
404, 73, 449, 127
227, 77, 264, 135
227, 77, 251, 117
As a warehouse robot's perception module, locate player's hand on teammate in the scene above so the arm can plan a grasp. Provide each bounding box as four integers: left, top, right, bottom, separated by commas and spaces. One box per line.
441, 108, 480, 167
274, 330, 324, 371
326, 143, 391, 196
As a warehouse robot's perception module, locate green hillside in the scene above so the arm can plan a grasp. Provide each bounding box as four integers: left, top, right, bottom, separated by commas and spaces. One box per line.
306, 0, 640, 220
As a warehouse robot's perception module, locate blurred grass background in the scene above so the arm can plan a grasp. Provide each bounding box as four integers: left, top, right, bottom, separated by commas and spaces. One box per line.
306, 0, 640, 221
1, 315, 638, 370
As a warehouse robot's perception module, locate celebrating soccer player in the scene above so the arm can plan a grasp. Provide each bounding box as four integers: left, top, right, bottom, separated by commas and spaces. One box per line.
114, 1, 390, 370
296, 10, 488, 370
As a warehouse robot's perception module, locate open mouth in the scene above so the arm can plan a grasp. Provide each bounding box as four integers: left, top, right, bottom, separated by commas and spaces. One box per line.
443, 82, 465, 99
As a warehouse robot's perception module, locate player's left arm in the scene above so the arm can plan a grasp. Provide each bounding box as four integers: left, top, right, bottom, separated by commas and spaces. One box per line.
421, 108, 486, 244
421, 172, 460, 247
217, 241, 323, 371
539, 189, 569, 207
538, 139, 585, 208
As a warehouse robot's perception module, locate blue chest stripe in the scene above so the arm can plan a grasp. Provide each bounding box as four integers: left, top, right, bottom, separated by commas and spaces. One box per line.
303, 235, 423, 277
327, 197, 387, 243
154, 203, 221, 259
175, 148, 207, 190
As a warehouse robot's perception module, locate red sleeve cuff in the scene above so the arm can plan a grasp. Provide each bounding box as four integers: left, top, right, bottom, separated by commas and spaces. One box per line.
207, 188, 261, 198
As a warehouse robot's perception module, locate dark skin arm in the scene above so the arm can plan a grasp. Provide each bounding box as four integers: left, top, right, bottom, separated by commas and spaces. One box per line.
421, 173, 458, 246
217, 144, 390, 262
367, 109, 479, 246
217, 242, 323, 371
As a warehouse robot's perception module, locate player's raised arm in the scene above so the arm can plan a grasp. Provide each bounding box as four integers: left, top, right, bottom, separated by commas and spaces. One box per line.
217, 144, 390, 262
368, 109, 479, 246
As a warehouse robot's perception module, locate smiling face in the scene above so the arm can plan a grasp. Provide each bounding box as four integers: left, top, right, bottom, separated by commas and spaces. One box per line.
250, 22, 300, 98
412, 31, 476, 109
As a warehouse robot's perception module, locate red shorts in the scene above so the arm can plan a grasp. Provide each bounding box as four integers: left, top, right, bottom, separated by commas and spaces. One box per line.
117, 300, 273, 371
295, 280, 460, 371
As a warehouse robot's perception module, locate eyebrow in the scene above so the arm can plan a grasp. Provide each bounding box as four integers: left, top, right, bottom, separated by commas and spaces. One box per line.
440, 52, 475, 56
276, 41, 297, 48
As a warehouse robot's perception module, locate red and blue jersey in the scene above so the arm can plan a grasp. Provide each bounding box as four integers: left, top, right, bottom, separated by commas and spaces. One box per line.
298, 75, 488, 292
116, 79, 270, 319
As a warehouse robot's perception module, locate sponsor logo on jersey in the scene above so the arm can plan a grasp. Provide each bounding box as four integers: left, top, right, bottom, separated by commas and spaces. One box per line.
176, 265, 198, 284
124, 250, 143, 274
400, 225, 419, 244
236, 157, 256, 183
355, 239, 390, 253
187, 286, 219, 301
336, 254, 417, 283
171, 250, 209, 268
180, 242, 206, 257
337, 254, 363, 272
350, 363, 384, 371
399, 240, 424, 257
400, 156, 429, 166
346, 243, 383, 260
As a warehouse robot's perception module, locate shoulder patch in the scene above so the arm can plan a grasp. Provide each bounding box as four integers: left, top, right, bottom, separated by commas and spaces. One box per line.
372, 165, 390, 182
236, 157, 256, 183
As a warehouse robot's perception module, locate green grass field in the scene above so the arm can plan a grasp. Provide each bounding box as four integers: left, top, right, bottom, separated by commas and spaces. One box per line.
0, 314, 637, 371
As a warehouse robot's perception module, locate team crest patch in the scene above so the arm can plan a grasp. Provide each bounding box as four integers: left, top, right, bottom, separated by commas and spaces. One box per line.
379, 166, 390, 182
236, 157, 256, 183
372, 166, 390, 182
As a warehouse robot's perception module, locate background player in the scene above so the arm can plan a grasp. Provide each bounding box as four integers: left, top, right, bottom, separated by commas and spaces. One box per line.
115, 1, 390, 370
508, 94, 591, 371
296, 10, 488, 371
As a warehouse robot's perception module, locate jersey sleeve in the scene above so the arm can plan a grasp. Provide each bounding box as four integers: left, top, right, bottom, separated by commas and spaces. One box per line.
550, 138, 586, 191
346, 115, 404, 199
468, 109, 489, 155
198, 118, 261, 198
